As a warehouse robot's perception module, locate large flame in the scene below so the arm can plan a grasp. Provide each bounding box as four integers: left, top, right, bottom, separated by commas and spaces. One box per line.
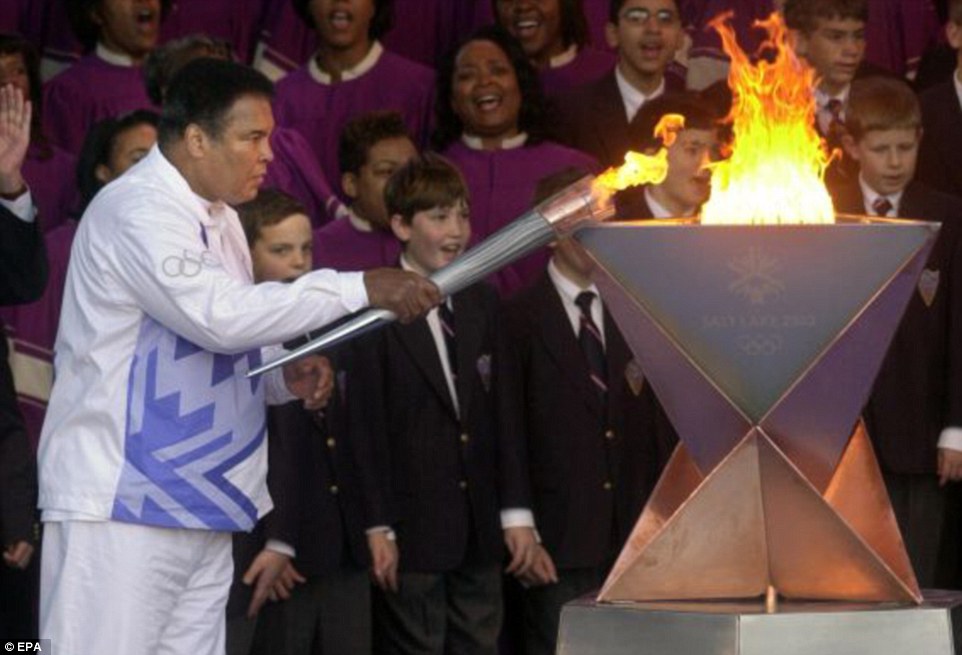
590, 114, 686, 207
701, 11, 835, 225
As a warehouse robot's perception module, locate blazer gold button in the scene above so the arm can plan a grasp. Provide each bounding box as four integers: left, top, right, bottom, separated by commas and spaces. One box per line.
329, 485, 339, 494
603, 481, 613, 491
326, 438, 336, 448
459, 480, 468, 490
605, 429, 615, 440
460, 433, 470, 443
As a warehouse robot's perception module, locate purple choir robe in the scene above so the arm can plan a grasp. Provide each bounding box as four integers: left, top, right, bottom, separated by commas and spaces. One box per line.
864, 0, 942, 77
161, 0, 266, 63
255, 2, 317, 75
442, 139, 598, 296
541, 47, 616, 99
312, 217, 400, 272
264, 126, 342, 227
382, 0, 479, 67
0, 221, 76, 449
23, 142, 78, 234
42, 54, 156, 154
689, 0, 777, 65
583, 0, 615, 52
36, 0, 84, 73
274, 47, 435, 200
0, 0, 45, 44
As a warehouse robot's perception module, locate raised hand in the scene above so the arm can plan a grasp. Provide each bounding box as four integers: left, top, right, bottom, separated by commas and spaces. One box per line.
0, 84, 30, 196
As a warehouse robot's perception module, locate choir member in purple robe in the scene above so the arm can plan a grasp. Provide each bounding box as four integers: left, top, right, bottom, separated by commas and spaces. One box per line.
251, 0, 316, 81
273, 0, 435, 203
159, 0, 266, 64
1, 34, 78, 233
494, 0, 616, 99
0, 108, 157, 449
145, 34, 343, 226
41, 0, 165, 154
253, 0, 488, 79
686, 0, 777, 89
314, 111, 417, 272
434, 26, 598, 296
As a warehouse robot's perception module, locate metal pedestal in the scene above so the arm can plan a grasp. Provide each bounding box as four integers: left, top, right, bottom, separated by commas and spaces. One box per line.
558, 591, 962, 654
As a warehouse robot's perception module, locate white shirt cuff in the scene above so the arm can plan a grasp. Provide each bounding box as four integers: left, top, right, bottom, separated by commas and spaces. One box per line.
937, 427, 962, 451
262, 344, 297, 405
265, 538, 295, 558
500, 508, 535, 529
365, 525, 396, 541
0, 189, 35, 223
334, 270, 369, 312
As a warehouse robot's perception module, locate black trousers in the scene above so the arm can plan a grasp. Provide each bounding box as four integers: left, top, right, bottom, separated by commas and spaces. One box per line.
374, 561, 502, 655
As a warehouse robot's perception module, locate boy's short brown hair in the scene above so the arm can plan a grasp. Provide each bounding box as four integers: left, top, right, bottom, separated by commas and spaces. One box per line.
384, 153, 470, 225
237, 189, 309, 247
845, 76, 921, 142
783, 0, 868, 34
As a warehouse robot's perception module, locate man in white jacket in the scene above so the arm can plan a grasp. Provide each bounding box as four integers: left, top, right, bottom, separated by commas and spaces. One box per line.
37, 58, 439, 655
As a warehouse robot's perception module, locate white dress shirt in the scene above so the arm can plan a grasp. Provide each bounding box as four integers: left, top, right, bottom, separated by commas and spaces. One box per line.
615, 66, 666, 122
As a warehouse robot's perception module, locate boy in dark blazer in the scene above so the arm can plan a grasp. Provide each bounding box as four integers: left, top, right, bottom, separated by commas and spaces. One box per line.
613, 92, 720, 221
496, 170, 676, 655
353, 154, 535, 655
225, 190, 389, 655
831, 75, 962, 588
918, 0, 962, 199
552, 0, 685, 168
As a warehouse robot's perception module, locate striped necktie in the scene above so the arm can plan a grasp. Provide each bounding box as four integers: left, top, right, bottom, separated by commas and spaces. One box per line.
437, 302, 457, 381
575, 291, 607, 398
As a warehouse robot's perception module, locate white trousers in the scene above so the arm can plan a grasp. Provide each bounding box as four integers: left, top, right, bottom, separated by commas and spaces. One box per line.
40, 520, 233, 655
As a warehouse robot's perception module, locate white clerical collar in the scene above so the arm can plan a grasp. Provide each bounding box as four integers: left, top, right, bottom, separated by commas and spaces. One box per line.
547, 256, 598, 299
549, 44, 578, 69
96, 42, 136, 67
954, 69, 962, 112
460, 131, 528, 150
645, 186, 692, 219
347, 208, 374, 233
615, 66, 665, 122
309, 41, 383, 84
858, 173, 904, 217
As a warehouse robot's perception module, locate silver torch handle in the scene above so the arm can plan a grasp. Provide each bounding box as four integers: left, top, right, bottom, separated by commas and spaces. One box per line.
247, 174, 614, 378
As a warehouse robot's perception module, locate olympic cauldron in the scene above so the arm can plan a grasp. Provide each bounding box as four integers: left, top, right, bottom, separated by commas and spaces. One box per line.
576, 215, 935, 605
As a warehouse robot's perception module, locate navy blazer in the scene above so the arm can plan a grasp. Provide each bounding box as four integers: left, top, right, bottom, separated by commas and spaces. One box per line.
832, 180, 962, 474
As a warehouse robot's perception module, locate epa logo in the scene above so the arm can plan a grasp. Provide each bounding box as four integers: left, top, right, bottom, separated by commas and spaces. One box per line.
5, 642, 47, 652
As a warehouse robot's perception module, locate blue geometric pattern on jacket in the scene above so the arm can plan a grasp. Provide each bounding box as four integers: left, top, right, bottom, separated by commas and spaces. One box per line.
111, 316, 266, 531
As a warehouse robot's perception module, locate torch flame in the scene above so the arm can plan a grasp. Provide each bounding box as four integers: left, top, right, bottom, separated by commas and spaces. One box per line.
590, 114, 686, 208
700, 11, 836, 225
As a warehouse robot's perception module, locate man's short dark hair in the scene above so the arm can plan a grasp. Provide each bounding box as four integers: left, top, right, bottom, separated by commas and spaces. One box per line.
65, 0, 172, 51
609, 0, 680, 24
782, 0, 868, 35
291, 0, 393, 40
338, 111, 411, 177
158, 59, 273, 146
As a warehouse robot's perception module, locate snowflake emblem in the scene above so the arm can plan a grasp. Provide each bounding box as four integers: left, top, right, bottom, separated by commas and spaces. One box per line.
728, 248, 785, 305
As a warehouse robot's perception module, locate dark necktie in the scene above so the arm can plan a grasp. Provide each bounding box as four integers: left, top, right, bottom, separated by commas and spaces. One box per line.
437, 302, 458, 381
825, 98, 845, 143
872, 196, 894, 217
575, 291, 607, 397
